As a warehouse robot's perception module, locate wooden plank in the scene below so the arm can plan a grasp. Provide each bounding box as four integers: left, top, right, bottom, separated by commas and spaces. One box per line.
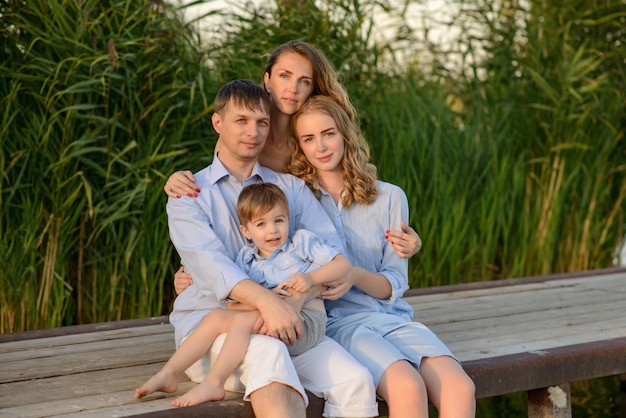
1, 269, 625, 418
429, 300, 625, 341
0, 364, 167, 407
0, 334, 175, 383
0, 382, 195, 417
0, 328, 173, 365
406, 274, 626, 321
440, 305, 626, 349
0, 381, 247, 418
0, 324, 173, 354
409, 281, 626, 323
402, 267, 626, 298
0, 316, 171, 344
452, 318, 626, 361
423, 297, 623, 336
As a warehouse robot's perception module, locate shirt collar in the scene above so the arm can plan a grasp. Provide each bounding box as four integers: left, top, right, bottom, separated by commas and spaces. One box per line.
208, 156, 267, 186
248, 239, 290, 261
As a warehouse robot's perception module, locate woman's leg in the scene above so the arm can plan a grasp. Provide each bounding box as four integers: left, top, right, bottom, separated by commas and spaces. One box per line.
380, 320, 475, 417
419, 356, 476, 418
328, 313, 469, 417
332, 321, 428, 418
377, 360, 428, 418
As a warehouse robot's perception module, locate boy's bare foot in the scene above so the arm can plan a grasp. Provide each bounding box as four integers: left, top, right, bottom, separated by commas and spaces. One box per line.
171, 382, 225, 407
135, 369, 178, 399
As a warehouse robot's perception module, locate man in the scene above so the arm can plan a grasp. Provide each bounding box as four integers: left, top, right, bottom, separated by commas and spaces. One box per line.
166, 80, 377, 418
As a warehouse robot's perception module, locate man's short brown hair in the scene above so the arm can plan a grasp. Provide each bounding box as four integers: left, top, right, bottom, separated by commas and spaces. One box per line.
214, 79, 271, 117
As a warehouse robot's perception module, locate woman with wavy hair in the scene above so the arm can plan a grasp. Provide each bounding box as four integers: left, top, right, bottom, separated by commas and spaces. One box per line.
289, 95, 476, 418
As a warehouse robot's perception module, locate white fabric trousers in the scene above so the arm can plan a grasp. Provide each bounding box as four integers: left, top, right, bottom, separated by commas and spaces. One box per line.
184, 333, 378, 417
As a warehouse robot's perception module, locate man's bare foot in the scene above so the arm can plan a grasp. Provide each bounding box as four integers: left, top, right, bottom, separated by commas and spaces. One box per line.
171, 382, 225, 407
135, 369, 178, 399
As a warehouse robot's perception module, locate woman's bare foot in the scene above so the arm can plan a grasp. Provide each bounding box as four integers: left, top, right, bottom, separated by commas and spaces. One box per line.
171, 382, 226, 407
135, 369, 178, 399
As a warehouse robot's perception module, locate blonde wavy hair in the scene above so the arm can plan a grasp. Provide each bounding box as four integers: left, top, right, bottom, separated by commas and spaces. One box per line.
288, 95, 378, 208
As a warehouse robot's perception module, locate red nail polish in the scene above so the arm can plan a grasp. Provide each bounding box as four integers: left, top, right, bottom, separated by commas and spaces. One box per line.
196, 188, 201, 192
187, 193, 192, 197
386, 230, 390, 234
193, 193, 198, 197
176, 195, 181, 199
385, 235, 389, 240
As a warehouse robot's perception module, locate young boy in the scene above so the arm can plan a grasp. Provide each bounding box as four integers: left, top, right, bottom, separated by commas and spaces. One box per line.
135, 182, 349, 407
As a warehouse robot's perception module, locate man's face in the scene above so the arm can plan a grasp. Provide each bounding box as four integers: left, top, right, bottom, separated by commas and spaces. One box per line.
212, 100, 270, 162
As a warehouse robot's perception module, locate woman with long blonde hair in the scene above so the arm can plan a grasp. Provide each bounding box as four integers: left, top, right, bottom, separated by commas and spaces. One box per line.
289, 95, 476, 418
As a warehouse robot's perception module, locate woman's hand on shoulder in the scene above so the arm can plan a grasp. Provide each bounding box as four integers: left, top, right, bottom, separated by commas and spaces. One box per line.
164, 170, 200, 199
386, 221, 422, 258
174, 266, 193, 295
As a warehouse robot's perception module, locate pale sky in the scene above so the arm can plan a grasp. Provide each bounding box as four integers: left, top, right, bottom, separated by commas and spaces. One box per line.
176, 0, 459, 49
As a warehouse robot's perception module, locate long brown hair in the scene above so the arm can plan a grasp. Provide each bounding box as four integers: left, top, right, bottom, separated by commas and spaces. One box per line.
265, 40, 359, 129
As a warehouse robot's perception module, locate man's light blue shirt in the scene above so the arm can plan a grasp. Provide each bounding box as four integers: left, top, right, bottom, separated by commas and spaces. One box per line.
320, 180, 414, 322
167, 158, 343, 346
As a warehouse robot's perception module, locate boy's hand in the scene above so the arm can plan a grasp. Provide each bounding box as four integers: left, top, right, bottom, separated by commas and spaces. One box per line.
287, 272, 313, 293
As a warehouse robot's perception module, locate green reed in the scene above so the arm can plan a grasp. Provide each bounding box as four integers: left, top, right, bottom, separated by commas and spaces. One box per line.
0, 0, 217, 332
363, 0, 626, 286
1, 0, 624, 332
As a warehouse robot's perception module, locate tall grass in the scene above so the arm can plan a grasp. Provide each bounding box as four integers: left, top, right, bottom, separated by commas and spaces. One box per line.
1, 0, 624, 332
0, 0, 216, 332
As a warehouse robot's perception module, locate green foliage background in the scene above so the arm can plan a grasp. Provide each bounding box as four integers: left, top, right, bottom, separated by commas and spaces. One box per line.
1, 0, 625, 333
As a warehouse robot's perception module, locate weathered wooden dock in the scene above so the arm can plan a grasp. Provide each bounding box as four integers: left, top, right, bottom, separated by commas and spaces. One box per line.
1, 268, 625, 417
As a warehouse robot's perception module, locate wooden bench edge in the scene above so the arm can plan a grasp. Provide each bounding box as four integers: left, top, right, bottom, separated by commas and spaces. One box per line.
0, 316, 170, 343
465, 336, 626, 399
403, 266, 626, 297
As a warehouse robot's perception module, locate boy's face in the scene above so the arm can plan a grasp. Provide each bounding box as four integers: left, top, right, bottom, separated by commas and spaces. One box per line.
212, 100, 270, 162
239, 204, 289, 258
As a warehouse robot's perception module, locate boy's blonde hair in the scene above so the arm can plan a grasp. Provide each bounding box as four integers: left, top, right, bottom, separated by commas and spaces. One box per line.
237, 183, 290, 225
